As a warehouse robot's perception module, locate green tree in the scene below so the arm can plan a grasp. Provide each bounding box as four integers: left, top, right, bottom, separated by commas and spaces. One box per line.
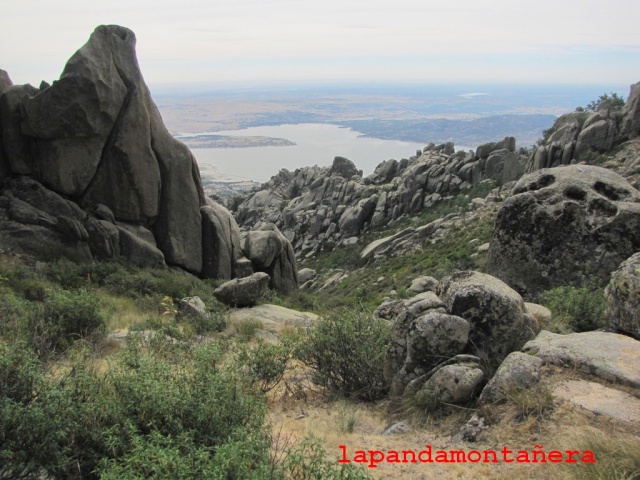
584, 92, 625, 112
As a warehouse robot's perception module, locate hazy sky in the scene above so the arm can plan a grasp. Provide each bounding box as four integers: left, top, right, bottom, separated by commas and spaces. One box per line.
2, 0, 639, 89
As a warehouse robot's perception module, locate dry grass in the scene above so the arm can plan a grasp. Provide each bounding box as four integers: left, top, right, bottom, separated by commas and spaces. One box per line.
261, 361, 640, 480
227, 317, 265, 339
97, 291, 148, 331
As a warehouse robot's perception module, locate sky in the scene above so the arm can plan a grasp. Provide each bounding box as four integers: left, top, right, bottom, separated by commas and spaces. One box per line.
1, 0, 640, 91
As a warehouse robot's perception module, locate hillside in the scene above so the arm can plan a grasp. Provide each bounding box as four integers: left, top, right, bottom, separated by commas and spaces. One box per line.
1, 25, 639, 480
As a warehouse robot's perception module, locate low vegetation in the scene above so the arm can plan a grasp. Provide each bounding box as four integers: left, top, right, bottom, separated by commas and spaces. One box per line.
0, 255, 372, 479
538, 285, 606, 333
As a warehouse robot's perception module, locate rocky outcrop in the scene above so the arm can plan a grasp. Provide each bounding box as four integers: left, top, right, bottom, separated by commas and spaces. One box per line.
527, 82, 640, 172
605, 252, 640, 339
488, 165, 640, 298
383, 271, 538, 398
0, 25, 297, 295
232, 139, 527, 258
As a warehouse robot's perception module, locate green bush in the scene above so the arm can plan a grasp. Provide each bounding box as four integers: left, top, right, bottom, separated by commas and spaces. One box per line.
0, 259, 50, 301
101, 266, 219, 307
281, 436, 372, 480
0, 342, 79, 479
0, 339, 275, 479
235, 337, 294, 392
42, 258, 92, 290
185, 310, 227, 335
28, 288, 106, 356
97, 422, 274, 480
295, 309, 391, 401
584, 92, 625, 112
539, 285, 606, 332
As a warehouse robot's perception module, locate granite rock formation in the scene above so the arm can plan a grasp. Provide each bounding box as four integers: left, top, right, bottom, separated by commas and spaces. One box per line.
0, 25, 298, 293
526, 81, 640, 172
232, 138, 527, 258
488, 165, 640, 298
382, 271, 539, 398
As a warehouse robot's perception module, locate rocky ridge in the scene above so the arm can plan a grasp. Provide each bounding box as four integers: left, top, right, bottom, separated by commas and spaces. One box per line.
526, 81, 640, 184
231, 138, 527, 258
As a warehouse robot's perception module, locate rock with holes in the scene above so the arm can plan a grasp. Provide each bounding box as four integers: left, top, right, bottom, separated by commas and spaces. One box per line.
488, 165, 640, 299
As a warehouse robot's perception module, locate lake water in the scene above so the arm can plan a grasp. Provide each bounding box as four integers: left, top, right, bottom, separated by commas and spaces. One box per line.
189, 123, 468, 183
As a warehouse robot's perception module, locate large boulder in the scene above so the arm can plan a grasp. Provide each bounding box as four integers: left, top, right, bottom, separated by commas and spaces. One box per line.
523, 330, 640, 389
0, 70, 13, 183
0, 84, 40, 175
383, 272, 539, 399
605, 252, 640, 339
488, 165, 640, 298
0, 25, 206, 274
213, 272, 270, 308
574, 114, 616, 159
382, 292, 450, 396
329, 156, 360, 179
479, 352, 543, 404
244, 224, 298, 295
406, 355, 485, 404
437, 271, 539, 366
405, 312, 470, 372
201, 198, 247, 280
0, 178, 93, 263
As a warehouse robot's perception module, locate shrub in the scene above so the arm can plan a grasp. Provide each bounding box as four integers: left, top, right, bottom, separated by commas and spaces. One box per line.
28, 288, 106, 357
101, 265, 219, 306
0, 342, 79, 479
282, 436, 372, 480
295, 308, 391, 401
235, 337, 294, 392
584, 92, 625, 112
539, 285, 606, 332
42, 258, 91, 290
0, 339, 275, 479
185, 310, 227, 335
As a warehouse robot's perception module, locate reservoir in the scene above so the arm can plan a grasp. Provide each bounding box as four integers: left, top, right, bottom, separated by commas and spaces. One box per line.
187, 123, 466, 183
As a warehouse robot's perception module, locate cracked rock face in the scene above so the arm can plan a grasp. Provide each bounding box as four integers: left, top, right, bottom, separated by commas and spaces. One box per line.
1, 25, 203, 272
0, 25, 300, 289
488, 165, 640, 299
